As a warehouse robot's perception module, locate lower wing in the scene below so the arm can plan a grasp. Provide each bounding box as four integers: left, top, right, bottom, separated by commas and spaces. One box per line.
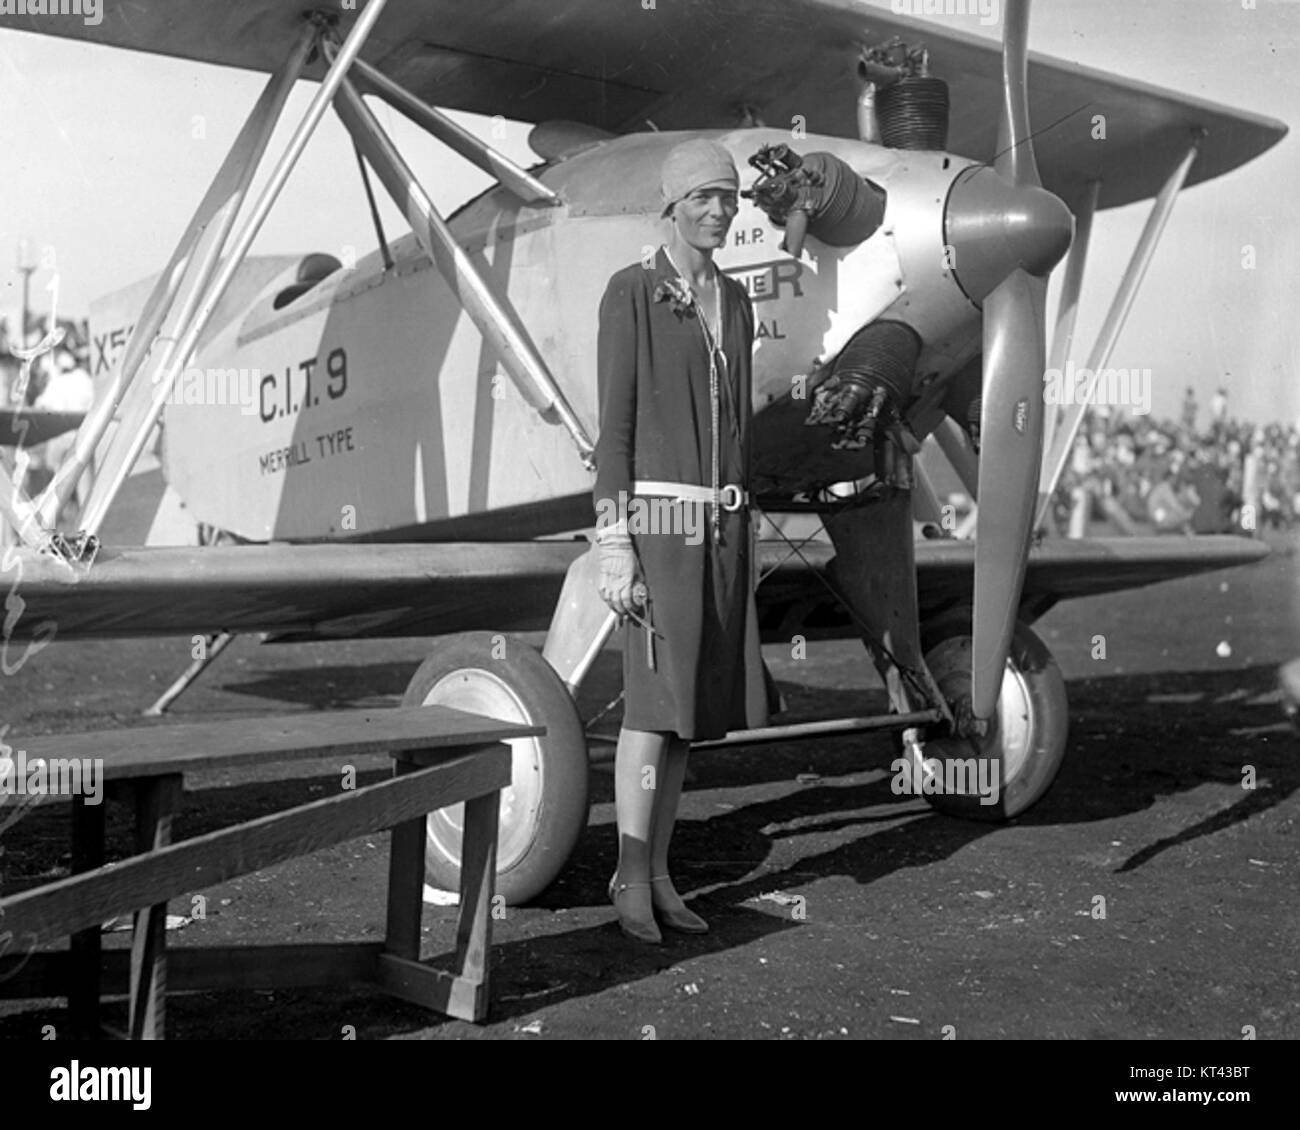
3, 535, 1268, 643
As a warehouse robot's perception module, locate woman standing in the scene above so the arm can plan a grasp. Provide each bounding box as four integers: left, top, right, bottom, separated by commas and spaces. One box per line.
594, 139, 770, 943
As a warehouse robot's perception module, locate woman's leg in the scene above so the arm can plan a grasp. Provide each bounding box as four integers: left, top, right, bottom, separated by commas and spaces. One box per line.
648, 736, 700, 918
614, 726, 671, 927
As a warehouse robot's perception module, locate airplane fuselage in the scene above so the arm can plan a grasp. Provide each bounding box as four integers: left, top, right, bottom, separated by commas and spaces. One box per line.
97, 128, 985, 542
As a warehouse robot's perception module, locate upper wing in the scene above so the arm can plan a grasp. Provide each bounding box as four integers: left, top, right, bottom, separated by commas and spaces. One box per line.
1, 0, 1285, 210
5, 535, 1267, 642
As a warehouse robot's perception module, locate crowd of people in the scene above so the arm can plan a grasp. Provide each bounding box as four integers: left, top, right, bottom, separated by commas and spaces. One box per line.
1050, 387, 1299, 538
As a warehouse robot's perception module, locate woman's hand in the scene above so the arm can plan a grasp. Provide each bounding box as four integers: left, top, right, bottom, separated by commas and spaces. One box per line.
597, 537, 641, 618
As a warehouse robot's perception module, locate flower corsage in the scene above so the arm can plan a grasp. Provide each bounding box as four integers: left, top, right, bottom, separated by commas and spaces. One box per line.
653, 275, 696, 318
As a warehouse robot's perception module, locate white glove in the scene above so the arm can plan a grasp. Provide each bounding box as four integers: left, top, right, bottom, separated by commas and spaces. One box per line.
596, 526, 641, 619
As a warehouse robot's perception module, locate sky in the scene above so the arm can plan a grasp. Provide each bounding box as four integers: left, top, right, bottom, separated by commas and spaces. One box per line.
0, 0, 1296, 424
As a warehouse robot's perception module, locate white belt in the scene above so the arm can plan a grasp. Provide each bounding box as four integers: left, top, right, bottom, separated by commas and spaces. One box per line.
634, 480, 749, 512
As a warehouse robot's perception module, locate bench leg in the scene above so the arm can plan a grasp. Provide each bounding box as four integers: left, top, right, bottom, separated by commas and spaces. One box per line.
69, 795, 106, 1039
385, 762, 428, 962
377, 757, 502, 1024
448, 790, 499, 1022
129, 775, 182, 1040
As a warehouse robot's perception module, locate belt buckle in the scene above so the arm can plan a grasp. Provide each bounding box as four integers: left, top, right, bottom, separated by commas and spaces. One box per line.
719, 483, 745, 512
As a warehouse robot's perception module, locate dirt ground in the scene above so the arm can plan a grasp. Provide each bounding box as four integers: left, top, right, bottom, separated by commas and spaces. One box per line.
0, 530, 1296, 1040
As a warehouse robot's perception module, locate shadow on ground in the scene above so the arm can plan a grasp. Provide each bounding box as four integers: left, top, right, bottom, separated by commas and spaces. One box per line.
1, 654, 1291, 1038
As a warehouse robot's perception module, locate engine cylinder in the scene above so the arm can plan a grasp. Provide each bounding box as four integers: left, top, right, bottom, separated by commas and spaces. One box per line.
806, 321, 922, 449
798, 153, 887, 247
875, 76, 950, 151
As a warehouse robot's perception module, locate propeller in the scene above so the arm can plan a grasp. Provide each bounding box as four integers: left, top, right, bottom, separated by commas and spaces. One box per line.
942, 0, 1072, 724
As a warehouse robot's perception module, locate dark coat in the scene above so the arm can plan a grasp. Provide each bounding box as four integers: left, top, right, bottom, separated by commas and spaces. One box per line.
594, 247, 770, 740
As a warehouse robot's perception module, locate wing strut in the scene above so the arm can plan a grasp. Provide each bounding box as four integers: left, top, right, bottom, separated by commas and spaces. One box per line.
1041, 178, 1100, 466
46, 22, 318, 540
44, 1, 392, 550
1035, 135, 1202, 528
144, 631, 237, 717
932, 415, 980, 503
326, 43, 596, 468
0, 22, 320, 551
347, 56, 561, 208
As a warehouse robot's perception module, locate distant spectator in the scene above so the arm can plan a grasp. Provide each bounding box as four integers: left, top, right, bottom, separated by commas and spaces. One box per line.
29, 350, 94, 525
1184, 450, 1238, 534
1260, 459, 1291, 529
0, 353, 19, 412
0, 328, 92, 529
1147, 476, 1193, 533
1209, 387, 1229, 433
35, 350, 93, 414
1181, 386, 1198, 433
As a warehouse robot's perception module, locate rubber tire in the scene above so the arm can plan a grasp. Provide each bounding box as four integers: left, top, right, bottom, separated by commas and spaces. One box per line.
402, 632, 589, 905
912, 618, 1069, 821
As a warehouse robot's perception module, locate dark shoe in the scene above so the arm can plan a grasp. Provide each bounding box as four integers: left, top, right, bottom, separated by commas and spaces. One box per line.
609, 874, 662, 944
651, 875, 709, 934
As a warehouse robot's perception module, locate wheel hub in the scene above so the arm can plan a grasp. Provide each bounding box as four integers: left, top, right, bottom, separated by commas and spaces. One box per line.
923, 635, 1035, 792
419, 668, 544, 872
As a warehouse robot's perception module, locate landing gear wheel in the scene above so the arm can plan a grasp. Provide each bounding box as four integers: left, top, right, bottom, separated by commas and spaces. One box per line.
402, 632, 589, 905
914, 620, 1068, 821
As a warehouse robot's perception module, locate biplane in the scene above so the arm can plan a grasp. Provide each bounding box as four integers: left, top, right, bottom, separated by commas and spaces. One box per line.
0, 0, 1282, 903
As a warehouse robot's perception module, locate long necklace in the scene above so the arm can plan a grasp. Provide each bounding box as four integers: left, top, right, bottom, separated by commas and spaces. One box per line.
665, 245, 725, 539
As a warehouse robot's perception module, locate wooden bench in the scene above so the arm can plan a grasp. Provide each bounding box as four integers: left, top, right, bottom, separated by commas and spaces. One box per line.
0, 706, 541, 1037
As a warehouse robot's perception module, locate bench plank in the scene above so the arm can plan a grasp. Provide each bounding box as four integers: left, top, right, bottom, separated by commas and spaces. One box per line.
0, 746, 510, 949
12, 706, 541, 780
377, 953, 472, 1018
0, 945, 384, 999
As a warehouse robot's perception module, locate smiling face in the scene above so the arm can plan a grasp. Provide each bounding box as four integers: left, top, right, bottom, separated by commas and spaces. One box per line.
670, 186, 739, 252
